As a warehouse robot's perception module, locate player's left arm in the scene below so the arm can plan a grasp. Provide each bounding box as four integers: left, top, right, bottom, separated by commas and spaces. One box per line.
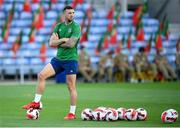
60, 24, 81, 48
60, 37, 78, 48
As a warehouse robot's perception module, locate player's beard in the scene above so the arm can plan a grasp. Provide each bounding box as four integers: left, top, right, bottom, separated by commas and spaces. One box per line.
67, 16, 73, 23
68, 19, 73, 22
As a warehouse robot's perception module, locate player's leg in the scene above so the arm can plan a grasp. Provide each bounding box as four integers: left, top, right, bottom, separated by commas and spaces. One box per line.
36, 63, 56, 95
64, 74, 77, 120
63, 60, 78, 120
22, 63, 56, 110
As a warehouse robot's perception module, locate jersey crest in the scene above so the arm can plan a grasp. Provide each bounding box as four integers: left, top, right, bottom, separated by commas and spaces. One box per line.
68, 28, 72, 33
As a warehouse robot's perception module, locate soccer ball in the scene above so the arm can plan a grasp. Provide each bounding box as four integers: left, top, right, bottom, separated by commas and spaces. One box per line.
136, 108, 147, 121
92, 110, 106, 121
26, 108, 40, 120
92, 106, 108, 121
94, 106, 108, 112
116, 107, 126, 120
105, 108, 118, 121
125, 108, 138, 121
81, 108, 93, 120
167, 109, 178, 119
161, 109, 178, 123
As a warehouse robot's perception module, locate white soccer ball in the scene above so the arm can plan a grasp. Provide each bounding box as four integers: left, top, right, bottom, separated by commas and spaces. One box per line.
116, 107, 126, 120
167, 109, 178, 119
81, 108, 93, 120
105, 108, 118, 121
95, 106, 108, 112
161, 109, 178, 123
136, 108, 147, 121
92, 110, 106, 121
26, 108, 40, 120
125, 108, 138, 121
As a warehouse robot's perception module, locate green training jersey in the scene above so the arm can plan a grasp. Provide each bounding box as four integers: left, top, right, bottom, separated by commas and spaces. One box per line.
53, 21, 81, 61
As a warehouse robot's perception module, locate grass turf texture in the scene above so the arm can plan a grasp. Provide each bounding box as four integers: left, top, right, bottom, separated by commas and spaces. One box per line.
0, 82, 180, 127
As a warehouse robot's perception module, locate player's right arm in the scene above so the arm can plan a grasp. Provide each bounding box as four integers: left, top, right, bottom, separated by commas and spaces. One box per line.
49, 33, 69, 47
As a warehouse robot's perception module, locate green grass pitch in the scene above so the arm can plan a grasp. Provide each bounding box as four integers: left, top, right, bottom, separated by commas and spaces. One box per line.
0, 82, 180, 127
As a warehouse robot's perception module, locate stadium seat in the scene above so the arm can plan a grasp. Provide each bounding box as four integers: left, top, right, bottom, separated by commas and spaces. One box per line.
9, 28, 21, 35
51, 3, 64, 11
1, 3, 12, 11
20, 12, 33, 19
35, 35, 46, 42
11, 19, 32, 27
144, 26, 156, 34
44, 19, 55, 27
117, 26, 131, 34
31, 3, 40, 11
30, 58, 43, 65
142, 13, 150, 18
0, 43, 12, 50
38, 27, 52, 35
46, 10, 57, 19
122, 11, 133, 18
46, 49, 56, 57
16, 58, 29, 65
0, 12, 5, 19
77, 2, 90, 10
88, 35, 101, 42
75, 10, 84, 18
29, 58, 45, 74
25, 43, 41, 50
91, 19, 109, 26
90, 26, 107, 34
0, 21, 4, 29
0, 50, 14, 58
132, 41, 146, 48
120, 19, 133, 26
83, 41, 97, 49
41, 2, 49, 11
169, 34, 179, 41
2, 58, 18, 75
142, 18, 159, 26
7, 35, 16, 43
165, 47, 176, 55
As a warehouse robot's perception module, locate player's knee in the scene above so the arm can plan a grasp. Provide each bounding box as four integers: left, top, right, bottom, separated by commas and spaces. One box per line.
38, 72, 45, 80
67, 82, 75, 91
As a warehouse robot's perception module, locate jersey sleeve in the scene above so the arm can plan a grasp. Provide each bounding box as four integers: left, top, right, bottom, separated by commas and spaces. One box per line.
53, 24, 59, 33
71, 24, 81, 39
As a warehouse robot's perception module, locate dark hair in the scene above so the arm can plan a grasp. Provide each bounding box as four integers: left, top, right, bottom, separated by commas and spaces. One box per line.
80, 45, 85, 50
63, 6, 74, 12
139, 47, 145, 52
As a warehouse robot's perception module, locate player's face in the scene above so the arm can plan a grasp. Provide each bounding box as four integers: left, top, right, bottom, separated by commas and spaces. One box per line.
64, 9, 75, 22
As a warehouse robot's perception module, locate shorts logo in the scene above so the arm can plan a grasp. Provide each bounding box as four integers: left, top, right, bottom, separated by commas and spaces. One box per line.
70, 70, 73, 73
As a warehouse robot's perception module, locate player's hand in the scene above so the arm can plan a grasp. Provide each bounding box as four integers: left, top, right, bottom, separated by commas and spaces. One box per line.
62, 38, 69, 42
52, 33, 59, 40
